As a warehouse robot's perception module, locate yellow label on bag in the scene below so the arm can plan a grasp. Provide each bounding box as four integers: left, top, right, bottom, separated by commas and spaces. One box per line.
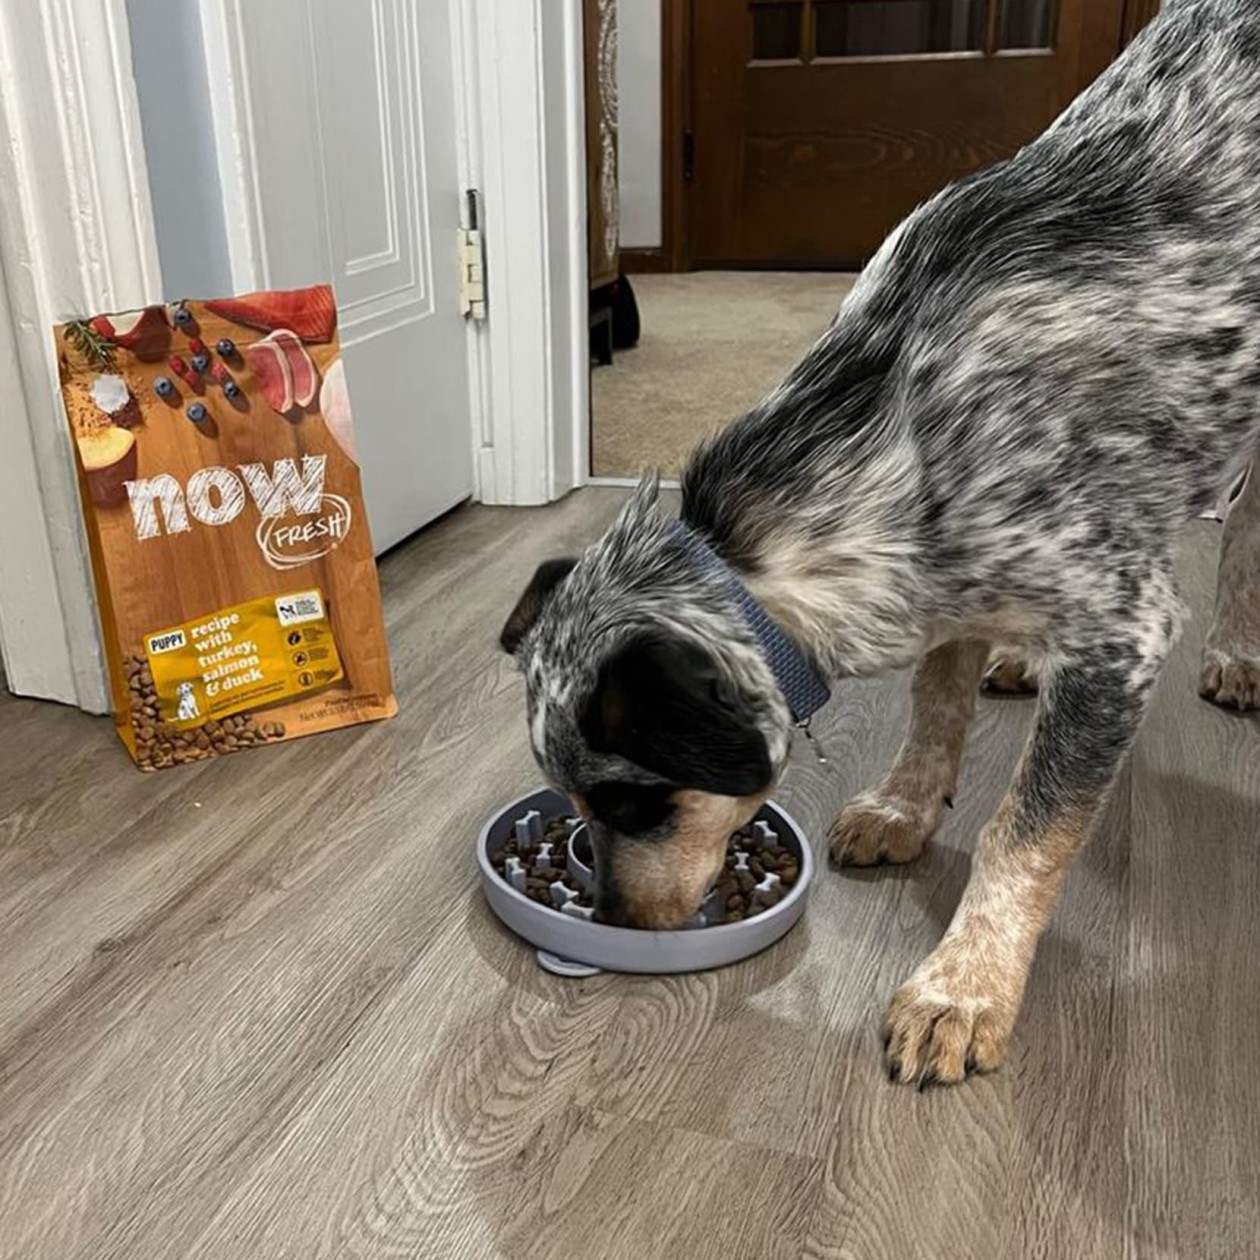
144, 589, 343, 727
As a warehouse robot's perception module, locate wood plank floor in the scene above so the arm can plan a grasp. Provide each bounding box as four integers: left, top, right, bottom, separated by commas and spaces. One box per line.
1, 487, 1257, 1260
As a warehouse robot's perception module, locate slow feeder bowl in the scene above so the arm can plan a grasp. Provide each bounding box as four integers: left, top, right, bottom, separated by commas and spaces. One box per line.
477, 787, 815, 976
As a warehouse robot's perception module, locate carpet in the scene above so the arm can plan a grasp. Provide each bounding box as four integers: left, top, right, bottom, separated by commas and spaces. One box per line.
591, 271, 857, 479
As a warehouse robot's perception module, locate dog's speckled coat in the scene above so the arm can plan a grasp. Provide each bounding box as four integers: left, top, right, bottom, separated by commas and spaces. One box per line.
505, 0, 1260, 1086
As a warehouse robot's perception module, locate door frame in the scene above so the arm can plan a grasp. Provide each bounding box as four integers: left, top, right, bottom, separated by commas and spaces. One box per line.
621, 0, 692, 275
200, 0, 589, 509
0, 0, 163, 711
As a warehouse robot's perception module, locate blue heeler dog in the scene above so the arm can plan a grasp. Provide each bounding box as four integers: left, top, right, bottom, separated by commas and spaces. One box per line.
502, 0, 1260, 1087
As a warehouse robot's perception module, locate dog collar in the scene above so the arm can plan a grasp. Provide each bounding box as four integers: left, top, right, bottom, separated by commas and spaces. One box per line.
670, 519, 831, 726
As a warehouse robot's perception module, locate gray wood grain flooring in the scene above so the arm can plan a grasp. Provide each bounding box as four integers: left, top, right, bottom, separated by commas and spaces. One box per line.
0, 487, 1257, 1260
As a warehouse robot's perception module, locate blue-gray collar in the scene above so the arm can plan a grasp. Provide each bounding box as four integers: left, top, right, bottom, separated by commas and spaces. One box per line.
670, 519, 831, 725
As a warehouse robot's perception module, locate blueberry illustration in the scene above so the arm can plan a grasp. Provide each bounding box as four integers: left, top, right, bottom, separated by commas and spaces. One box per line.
173, 306, 193, 327
187, 402, 208, 424
153, 375, 174, 399
216, 338, 236, 356
191, 352, 210, 373
223, 380, 242, 400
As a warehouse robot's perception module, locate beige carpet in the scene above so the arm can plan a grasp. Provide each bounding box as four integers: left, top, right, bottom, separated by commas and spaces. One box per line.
591, 271, 856, 478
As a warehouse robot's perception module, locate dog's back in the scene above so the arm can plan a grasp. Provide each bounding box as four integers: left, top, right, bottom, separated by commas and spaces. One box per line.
683, 0, 1260, 617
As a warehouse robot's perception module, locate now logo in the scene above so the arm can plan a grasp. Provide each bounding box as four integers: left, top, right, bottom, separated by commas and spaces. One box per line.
125, 456, 328, 542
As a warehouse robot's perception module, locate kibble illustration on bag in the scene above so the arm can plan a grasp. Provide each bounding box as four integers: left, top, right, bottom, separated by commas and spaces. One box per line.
56, 285, 397, 770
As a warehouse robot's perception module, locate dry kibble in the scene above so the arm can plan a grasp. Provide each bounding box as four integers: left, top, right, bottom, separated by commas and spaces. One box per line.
123, 651, 288, 770
492, 813, 801, 928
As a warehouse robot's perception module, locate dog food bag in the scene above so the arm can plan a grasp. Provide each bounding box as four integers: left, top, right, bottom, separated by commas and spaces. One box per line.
55, 285, 397, 770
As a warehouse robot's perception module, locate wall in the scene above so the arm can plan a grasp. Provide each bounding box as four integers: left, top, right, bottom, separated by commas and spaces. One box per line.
125, 0, 233, 297
616, 0, 661, 250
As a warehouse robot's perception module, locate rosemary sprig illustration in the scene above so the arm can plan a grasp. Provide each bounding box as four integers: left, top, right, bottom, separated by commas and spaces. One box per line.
63, 320, 116, 369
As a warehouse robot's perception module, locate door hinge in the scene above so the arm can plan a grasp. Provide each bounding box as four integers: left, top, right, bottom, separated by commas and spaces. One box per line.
459, 188, 487, 321
682, 129, 695, 182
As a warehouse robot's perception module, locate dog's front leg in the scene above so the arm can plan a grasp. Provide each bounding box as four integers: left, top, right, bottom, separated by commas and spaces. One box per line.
884, 623, 1173, 1087
830, 639, 989, 867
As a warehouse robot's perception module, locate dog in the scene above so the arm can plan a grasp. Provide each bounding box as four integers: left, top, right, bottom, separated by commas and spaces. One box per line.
502, 0, 1260, 1087
176, 681, 200, 723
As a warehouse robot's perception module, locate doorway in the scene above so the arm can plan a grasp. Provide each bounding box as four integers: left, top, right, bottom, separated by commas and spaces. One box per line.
586, 0, 1146, 480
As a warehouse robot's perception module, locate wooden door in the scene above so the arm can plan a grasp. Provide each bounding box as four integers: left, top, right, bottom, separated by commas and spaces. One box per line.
690, 0, 1129, 267
209, 0, 474, 552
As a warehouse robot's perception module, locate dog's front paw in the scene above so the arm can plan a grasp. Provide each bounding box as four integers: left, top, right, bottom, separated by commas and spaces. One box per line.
883, 947, 1021, 1087
1200, 645, 1259, 712
829, 791, 938, 868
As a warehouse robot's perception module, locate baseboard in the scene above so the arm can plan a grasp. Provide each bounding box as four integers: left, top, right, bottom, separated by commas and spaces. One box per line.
620, 248, 673, 275
587, 475, 682, 490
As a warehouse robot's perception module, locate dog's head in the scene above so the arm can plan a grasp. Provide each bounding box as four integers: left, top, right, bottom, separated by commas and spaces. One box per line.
500, 478, 791, 928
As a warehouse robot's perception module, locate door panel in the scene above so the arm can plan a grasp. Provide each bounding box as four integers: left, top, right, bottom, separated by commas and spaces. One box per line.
691, 0, 1128, 266
215, 0, 472, 552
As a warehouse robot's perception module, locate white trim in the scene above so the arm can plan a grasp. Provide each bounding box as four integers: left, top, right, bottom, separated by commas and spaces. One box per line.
462, 0, 589, 506
551, 0, 592, 497
0, 0, 162, 709
589, 476, 682, 491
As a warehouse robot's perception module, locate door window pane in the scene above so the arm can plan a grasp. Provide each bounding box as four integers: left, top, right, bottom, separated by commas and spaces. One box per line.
751, 3, 804, 61
1000, 0, 1058, 49
814, 1, 985, 58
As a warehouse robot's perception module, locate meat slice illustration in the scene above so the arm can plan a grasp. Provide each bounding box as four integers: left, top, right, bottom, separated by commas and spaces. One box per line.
266, 329, 318, 407
243, 338, 294, 413
204, 286, 336, 342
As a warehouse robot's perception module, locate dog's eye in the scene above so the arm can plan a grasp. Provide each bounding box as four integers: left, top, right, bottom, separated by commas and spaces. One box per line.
585, 782, 676, 836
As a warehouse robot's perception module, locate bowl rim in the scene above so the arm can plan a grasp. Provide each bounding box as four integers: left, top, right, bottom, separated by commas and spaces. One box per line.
477, 786, 815, 944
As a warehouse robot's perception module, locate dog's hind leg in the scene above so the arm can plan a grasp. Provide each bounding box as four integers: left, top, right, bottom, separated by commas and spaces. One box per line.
1200, 460, 1260, 712
883, 596, 1176, 1087
830, 639, 989, 868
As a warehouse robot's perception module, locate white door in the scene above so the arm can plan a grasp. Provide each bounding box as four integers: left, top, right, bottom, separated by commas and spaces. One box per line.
204, 0, 473, 552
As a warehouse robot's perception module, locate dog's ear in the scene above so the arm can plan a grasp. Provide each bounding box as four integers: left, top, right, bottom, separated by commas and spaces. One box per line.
581, 631, 772, 797
500, 557, 579, 654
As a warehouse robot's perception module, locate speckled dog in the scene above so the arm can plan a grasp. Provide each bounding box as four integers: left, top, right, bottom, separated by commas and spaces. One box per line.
502, 0, 1260, 1086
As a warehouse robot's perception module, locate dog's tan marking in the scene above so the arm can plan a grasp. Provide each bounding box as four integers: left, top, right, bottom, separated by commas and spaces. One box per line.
884, 797, 1090, 1086
831, 640, 989, 867
611, 789, 770, 929
1201, 460, 1260, 712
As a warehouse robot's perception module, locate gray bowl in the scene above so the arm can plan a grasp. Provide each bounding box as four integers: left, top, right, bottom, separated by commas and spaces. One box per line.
477, 787, 815, 976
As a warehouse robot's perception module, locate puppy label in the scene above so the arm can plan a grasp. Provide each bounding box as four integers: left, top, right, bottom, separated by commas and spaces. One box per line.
145, 589, 343, 727
147, 629, 187, 655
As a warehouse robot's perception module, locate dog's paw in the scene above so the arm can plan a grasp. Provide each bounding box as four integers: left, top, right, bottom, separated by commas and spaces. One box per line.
883, 952, 1018, 1088
1199, 646, 1260, 712
981, 650, 1039, 696
829, 792, 937, 868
